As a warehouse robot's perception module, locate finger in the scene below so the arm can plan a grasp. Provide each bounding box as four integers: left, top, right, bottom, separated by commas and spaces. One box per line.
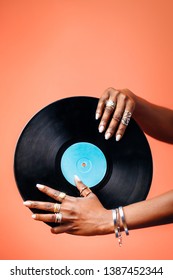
51, 224, 72, 234
95, 90, 109, 120
23, 200, 62, 213
32, 213, 58, 223
36, 184, 68, 203
104, 93, 125, 140
98, 89, 119, 133
115, 100, 135, 141
23, 200, 55, 212
74, 175, 93, 197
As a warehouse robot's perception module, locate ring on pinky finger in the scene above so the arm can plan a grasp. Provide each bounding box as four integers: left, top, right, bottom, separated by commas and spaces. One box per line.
54, 212, 63, 223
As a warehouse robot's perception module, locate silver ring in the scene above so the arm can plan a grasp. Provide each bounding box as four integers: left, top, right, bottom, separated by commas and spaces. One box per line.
105, 100, 116, 110
55, 212, 63, 223
121, 110, 132, 126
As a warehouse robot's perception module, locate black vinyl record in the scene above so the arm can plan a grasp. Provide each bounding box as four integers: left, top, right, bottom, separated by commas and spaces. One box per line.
14, 96, 153, 224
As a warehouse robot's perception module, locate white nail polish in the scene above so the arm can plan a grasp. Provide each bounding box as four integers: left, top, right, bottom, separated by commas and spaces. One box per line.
23, 201, 31, 206
95, 113, 100, 120
74, 175, 81, 183
105, 132, 111, 140
32, 214, 36, 219
116, 134, 122, 141
99, 125, 105, 133
36, 184, 44, 189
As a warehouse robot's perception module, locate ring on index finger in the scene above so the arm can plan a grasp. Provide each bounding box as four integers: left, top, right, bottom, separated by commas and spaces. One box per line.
58, 192, 66, 202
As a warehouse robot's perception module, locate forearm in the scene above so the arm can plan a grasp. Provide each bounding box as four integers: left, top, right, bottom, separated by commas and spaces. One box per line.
121, 190, 173, 230
133, 95, 173, 144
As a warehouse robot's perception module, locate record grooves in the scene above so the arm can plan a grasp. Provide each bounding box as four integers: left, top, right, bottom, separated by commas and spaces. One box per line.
14, 96, 153, 226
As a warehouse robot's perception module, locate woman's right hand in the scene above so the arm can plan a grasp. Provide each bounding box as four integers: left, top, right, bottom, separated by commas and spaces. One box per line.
95, 87, 136, 141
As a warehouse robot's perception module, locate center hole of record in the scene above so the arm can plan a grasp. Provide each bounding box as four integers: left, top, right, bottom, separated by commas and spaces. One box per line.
77, 158, 92, 173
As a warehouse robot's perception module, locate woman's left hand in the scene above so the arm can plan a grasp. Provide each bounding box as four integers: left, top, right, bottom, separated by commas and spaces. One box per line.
24, 176, 113, 236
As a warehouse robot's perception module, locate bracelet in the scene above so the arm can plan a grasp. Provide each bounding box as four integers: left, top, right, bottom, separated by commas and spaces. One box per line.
112, 209, 118, 237
118, 206, 129, 235
112, 209, 122, 246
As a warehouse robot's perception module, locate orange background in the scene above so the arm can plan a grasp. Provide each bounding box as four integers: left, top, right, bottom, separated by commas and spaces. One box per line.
0, 0, 173, 260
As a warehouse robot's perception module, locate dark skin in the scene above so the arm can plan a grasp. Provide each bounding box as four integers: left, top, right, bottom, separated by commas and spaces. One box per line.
24, 88, 173, 236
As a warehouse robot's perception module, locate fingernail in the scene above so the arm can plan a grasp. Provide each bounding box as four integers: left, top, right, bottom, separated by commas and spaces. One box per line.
99, 125, 105, 133
74, 175, 81, 183
32, 214, 36, 219
105, 132, 111, 140
23, 201, 32, 206
36, 184, 44, 190
95, 113, 100, 120
116, 134, 122, 141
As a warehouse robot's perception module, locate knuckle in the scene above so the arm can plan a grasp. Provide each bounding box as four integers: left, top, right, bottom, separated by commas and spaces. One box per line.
105, 107, 114, 114
51, 214, 55, 221
45, 203, 52, 210
119, 93, 127, 101
53, 191, 59, 199
32, 202, 38, 208
107, 87, 115, 93
117, 126, 125, 134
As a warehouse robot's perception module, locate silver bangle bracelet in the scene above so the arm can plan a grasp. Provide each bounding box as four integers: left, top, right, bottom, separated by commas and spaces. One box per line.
112, 209, 119, 238
118, 206, 129, 236
112, 209, 122, 246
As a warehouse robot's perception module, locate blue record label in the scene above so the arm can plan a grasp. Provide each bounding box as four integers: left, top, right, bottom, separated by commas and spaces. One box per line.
60, 142, 107, 187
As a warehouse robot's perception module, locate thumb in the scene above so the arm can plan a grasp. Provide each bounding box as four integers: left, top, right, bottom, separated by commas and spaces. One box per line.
74, 175, 92, 197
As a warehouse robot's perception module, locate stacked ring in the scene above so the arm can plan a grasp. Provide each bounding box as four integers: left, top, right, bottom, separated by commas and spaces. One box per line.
121, 110, 132, 126
80, 186, 92, 197
55, 212, 63, 223
105, 100, 116, 110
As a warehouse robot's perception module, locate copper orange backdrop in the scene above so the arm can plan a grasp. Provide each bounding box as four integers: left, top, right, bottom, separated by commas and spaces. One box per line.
0, 0, 173, 260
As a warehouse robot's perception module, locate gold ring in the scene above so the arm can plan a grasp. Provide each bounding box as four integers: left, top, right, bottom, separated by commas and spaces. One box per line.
80, 187, 92, 197
85, 190, 92, 197
80, 186, 88, 196
54, 203, 61, 213
58, 192, 66, 202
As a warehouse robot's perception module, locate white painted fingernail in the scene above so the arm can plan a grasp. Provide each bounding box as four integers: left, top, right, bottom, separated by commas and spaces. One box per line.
95, 113, 100, 120
99, 125, 105, 133
74, 175, 81, 183
36, 184, 44, 189
105, 132, 111, 140
23, 201, 31, 206
32, 214, 36, 219
116, 134, 122, 141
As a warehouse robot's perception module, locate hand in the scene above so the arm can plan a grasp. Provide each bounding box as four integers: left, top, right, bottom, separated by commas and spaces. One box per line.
96, 88, 136, 141
23, 176, 113, 236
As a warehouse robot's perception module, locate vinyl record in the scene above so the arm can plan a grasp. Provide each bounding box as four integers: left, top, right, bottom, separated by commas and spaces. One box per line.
14, 96, 153, 226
